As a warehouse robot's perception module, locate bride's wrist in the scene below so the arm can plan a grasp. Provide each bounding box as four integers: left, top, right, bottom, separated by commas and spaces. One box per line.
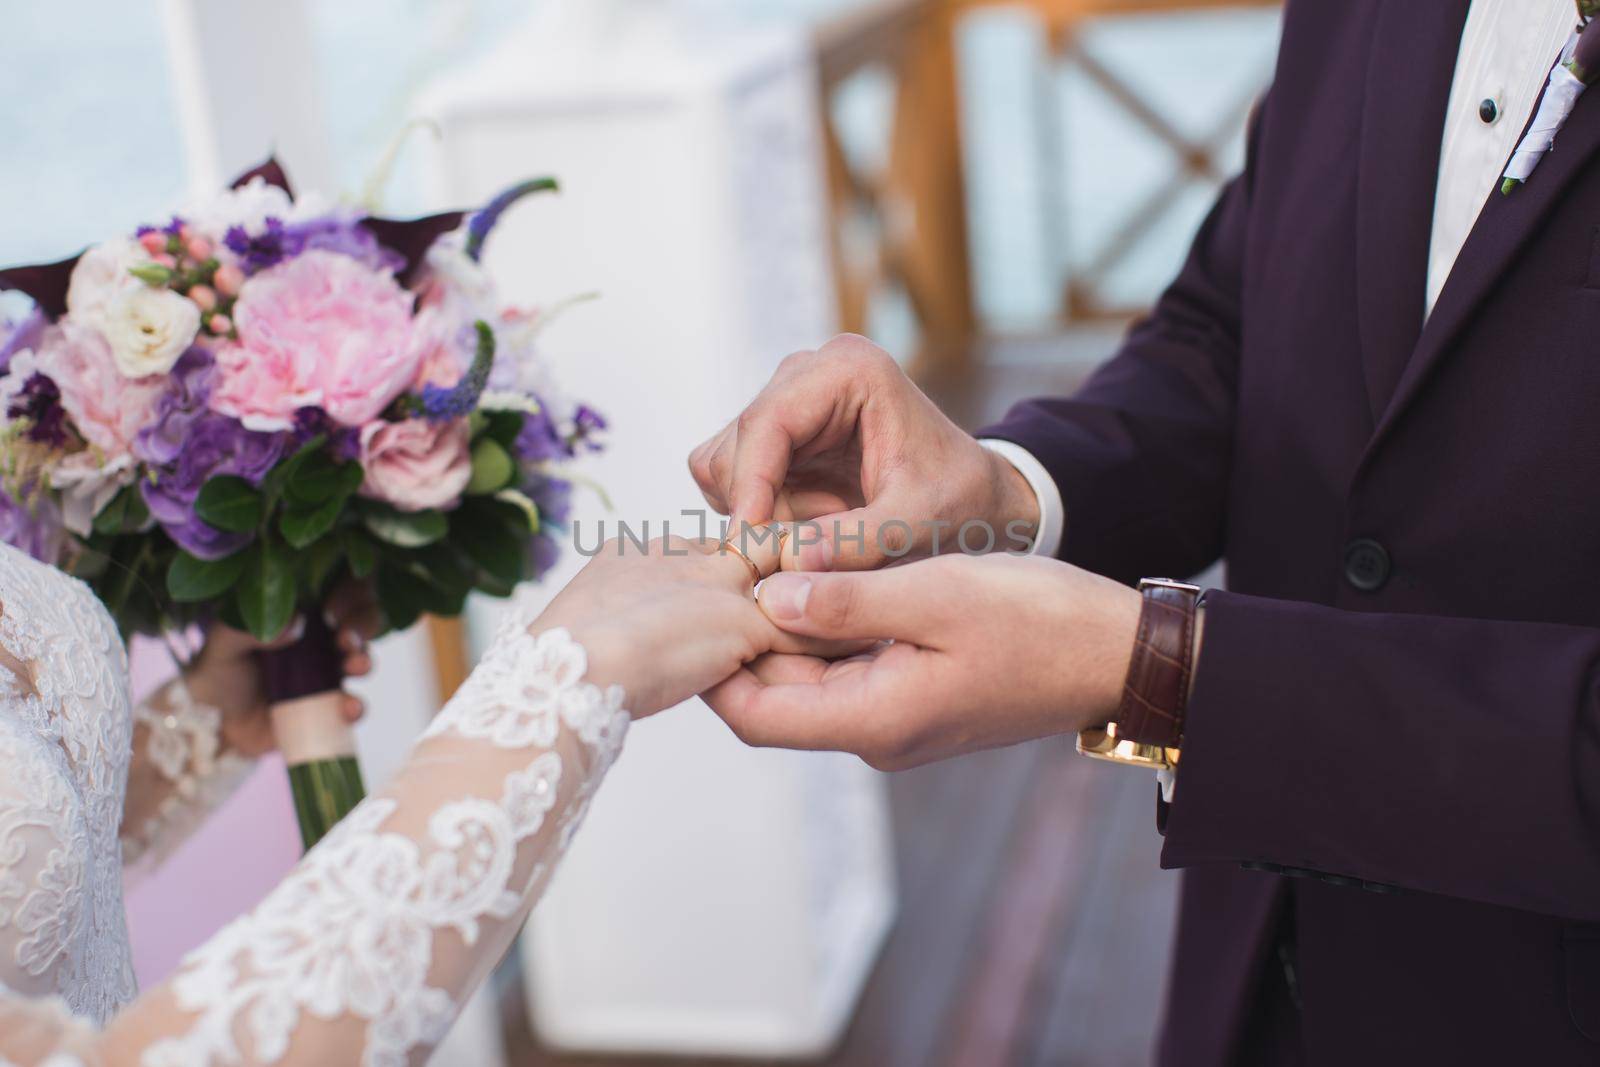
526, 613, 634, 700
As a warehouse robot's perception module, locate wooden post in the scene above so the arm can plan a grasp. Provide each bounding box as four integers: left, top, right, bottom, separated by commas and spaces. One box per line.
889, 0, 978, 380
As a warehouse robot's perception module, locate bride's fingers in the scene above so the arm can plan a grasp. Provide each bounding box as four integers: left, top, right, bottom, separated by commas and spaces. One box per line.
701, 519, 788, 583
765, 629, 879, 660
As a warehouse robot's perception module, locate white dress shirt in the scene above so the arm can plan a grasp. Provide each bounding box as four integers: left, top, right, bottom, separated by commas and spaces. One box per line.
988, 0, 1578, 560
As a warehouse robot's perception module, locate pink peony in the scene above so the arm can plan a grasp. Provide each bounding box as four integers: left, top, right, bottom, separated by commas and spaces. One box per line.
210, 251, 423, 431
34, 321, 166, 456
359, 418, 471, 512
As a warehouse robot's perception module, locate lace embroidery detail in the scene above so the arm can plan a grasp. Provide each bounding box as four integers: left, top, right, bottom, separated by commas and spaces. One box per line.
0, 545, 136, 1023
142, 625, 628, 1067
0, 720, 87, 986
121, 680, 253, 869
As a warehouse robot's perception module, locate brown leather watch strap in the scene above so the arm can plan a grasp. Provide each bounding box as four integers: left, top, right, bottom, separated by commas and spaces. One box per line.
1114, 579, 1201, 748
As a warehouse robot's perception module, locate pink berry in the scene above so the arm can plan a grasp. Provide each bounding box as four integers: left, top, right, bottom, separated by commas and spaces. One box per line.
139, 232, 167, 255
152, 252, 177, 269
188, 285, 217, 312
185, 236, 211, 261
208, 314, 233, 335
214, 264, 245, 297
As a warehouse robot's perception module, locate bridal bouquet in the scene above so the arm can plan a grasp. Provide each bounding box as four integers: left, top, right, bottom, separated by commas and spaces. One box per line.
0, 159, 603, 846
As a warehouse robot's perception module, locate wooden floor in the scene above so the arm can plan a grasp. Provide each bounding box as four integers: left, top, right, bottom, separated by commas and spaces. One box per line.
500, 330, 1182, 1067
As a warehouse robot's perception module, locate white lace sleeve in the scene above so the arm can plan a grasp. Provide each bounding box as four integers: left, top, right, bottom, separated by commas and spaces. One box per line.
119, 679, 254, 872
0, 716, 88, 1005
0, 614, 628, 1067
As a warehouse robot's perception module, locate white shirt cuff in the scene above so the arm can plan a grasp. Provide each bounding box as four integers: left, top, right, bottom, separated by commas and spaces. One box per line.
980, 439, 1065, 558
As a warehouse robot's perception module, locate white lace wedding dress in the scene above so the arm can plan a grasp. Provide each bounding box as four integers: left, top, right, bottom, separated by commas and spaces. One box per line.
0, 541, 629, 1066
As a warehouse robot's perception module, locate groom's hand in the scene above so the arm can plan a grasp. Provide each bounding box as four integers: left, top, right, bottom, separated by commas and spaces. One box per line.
703, 555, 1144, 770
688, 334, 1039, 571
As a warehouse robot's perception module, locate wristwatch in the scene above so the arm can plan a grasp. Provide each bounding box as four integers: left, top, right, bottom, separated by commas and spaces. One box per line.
1076, 578, 1202, 772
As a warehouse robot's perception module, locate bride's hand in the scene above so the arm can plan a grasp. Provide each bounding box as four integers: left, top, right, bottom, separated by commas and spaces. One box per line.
184, 580, 382, 756
531, 534, 814, 718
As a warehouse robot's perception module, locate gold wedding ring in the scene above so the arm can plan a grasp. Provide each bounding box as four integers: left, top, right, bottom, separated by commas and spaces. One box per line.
720, 537, 762, 584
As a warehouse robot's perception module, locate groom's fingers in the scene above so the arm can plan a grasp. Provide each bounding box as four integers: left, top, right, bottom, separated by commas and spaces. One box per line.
728, 408, 800, 530
688, 420, 736, 514
708, 646, 924, 754
784, 495, 928, 572
757, 567, 939, 642
704, 654, 880, 752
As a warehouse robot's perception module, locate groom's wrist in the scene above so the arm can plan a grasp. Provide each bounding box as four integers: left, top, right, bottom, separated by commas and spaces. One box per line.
979, 439, 1062, 556
980, 444, 1042, 549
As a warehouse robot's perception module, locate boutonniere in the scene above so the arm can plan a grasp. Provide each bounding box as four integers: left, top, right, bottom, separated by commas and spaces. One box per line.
1502, 4, 1600, 195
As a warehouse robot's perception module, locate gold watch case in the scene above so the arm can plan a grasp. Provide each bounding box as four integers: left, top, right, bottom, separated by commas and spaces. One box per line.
1076, 722, 1181, 770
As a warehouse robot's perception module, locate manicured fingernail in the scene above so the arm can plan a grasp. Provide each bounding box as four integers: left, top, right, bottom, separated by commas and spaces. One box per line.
762, 574, 812, 620
286, 616, 306, 642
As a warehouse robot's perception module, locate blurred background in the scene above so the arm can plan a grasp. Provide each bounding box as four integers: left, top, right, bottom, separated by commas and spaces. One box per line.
1, 1, 1279, 1064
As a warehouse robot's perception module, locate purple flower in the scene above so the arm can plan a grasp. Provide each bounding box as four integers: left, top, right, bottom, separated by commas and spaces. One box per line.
7, 373, 68, 448
513, 406, 568, 462
290, 217, 404, 274
572, 404, 607, 453
464, 178, 559, 262
0, 486, 64, 565
292, 407, 361, 462
224, 215, 406, 275
135, 215, 186, 239
526, 472, 573, 528
415, 321, 494, 421
224, 217, 293, 273
526, 531, 561, 580
135, 349, 290, 558
521, 473, 572, 581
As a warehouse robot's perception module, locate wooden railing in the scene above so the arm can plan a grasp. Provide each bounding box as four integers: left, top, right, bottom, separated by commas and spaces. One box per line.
813, 0, 978, 380
813, 0, 1277, 361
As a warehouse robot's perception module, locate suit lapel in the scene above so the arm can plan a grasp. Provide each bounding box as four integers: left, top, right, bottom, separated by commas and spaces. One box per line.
1353, 0, 1469, 425
1363, 21, 1600, 462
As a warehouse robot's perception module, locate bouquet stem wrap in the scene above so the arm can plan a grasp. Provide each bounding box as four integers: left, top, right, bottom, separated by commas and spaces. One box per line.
258, 613, 363, 850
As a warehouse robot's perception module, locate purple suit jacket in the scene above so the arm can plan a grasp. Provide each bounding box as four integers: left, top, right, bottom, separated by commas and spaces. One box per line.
982, 2, 1600, 1063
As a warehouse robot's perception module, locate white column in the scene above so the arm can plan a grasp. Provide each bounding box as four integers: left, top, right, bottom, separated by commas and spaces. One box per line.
417, 7, 897, 1058
157, 0, 335, 194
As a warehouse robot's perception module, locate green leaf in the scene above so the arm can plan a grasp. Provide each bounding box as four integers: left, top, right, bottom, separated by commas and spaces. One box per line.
466, 438, 514, 495
166, 550, 247, 603
262, 434, 327, 507
305, 536, 343, 594
236, 540, 296, 641
412, 542, 472, 593
127, 263, 173, 286
91, 490, 131, 536
343, 530, 378, 579
375, 566, 425, 631
454, 501, 524, 587
123, 489, 150, 532
290, 454, 364, 506
483, 411, 526, 450
196, 476, 263, 533
361, 504, 448, 548
279, 496, 343, 550
493, 488, 540, 534
92, 486, 152, 536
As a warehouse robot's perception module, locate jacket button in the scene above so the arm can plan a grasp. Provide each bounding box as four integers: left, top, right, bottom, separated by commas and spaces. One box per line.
1343, 538, 1390, 592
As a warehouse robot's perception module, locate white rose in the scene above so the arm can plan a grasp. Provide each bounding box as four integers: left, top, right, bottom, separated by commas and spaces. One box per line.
51, 452, 137, 537
101, 287, 200, 378
65, 240, 145, 323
